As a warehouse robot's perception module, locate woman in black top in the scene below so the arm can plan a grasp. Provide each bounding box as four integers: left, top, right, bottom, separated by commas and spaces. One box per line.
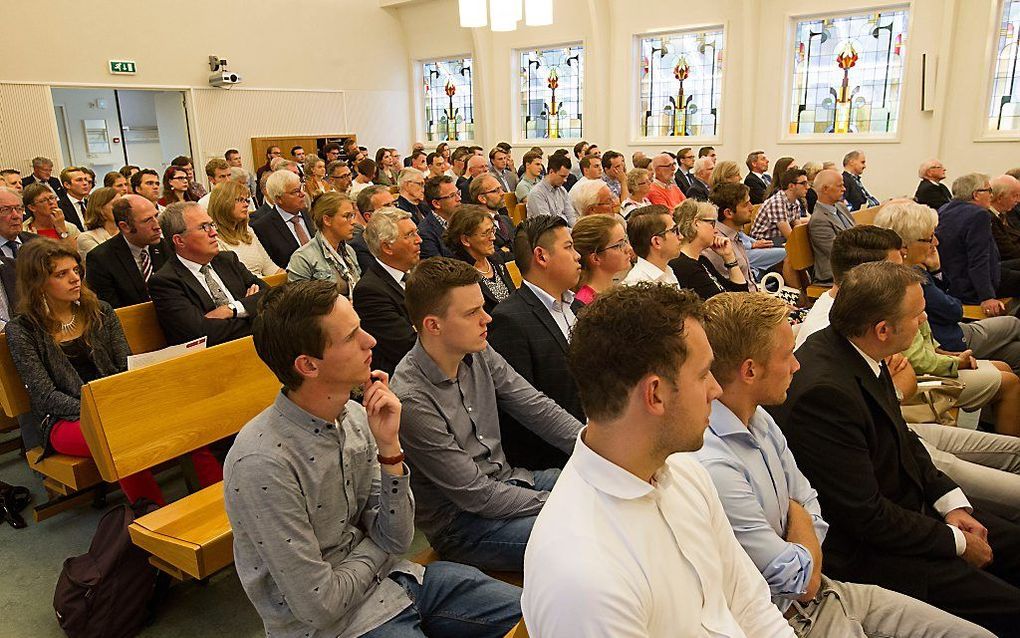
7, 239, 221, 506
444, 204, 517, 314
669, 199, 749, 300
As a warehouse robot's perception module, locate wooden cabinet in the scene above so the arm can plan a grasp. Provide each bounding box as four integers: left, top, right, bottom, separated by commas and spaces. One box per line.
250, 134, 357, 168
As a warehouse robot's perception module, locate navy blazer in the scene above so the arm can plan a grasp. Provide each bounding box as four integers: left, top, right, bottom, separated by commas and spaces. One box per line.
418, 212, 455, 260
21, 175, 65, 198
250, 208, 315, 269
686, 178, 710, 202
936, 199, 1000, 303
394, 196, 431, 226
352, 260, 416, 376
85, 235, 168, 308
744, 172, 769, 205
915, 179, 951, 211
487, 283, 582, 470
842, 171, 877, 211
56, 194, 86, 231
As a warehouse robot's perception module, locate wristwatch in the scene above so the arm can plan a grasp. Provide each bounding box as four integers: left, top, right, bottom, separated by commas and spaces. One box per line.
58, 231, 69, 239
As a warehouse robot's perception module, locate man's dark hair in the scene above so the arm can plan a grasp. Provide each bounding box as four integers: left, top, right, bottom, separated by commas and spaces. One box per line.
224, 149, 240, 160
579, 155, 597, 172
404, 257, 482, 330
677, 147, 693, 159
356, 185, 388, 216
427, 151, 443, 167
830, 225, 903, 284
112, 197, 136, 228
119, 165, 139, 179
424, 175, 454, 207
778, 168, 808, 191
548, 154, 571, 173
468, 174, 494, 204
468, 145, 483, 154
710, 183, 751, 221
170, 155, 193, 168
290, 145, 303, 156
513, 214, 569, 276
266, 145, 282, 159
410, 150, 427, 163
130, 168, 159, 191
451, 146, 472, 164
573, 141, 589, 158
626, 205, 671, 259
570, 283, 704, 420
522, 150, 543, 168
356, 159, 377, 177
830, 261, 923, 339
253, 280, 340, 391
698, 146, 715, 157
601, 150, 622, 170
496, 141, 512, 153
488, 147, 507, 162
322, 142, 341, 156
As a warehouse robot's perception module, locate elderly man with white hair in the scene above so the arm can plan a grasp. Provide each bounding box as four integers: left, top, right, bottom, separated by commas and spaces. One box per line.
989, 174, 1020, 263
569, 179, 616, 220
685, 156, 714, 202
394, 168, 431, 226
915, 159, 951, 210
250, 169, 314, 269
808, 168, 856, 284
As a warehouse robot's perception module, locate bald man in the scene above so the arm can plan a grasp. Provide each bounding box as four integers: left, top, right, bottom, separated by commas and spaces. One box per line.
646, 153, 686, 209
460, 155, 488, 202
85, 194, 168, 307
808, 169, 856, 284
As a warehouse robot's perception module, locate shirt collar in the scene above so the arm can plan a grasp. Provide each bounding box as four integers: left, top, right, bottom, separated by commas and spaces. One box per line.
653, 178, 676, 189
848, 339, 883, 378
707, 400, 750, 439
124, 235, 146, 260
634, 256, 667, 278
273, 390, 339, 434
571, 428, 658, 500
376, 257, 406, 287
407, 339, 472, 385
715, 221, 738, 239
522, 279, 575, 310
177, 254, 212, 276
275, 205, 298, 222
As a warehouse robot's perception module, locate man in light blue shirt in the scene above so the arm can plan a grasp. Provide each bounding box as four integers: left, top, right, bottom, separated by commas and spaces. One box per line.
696, 291, 991, 637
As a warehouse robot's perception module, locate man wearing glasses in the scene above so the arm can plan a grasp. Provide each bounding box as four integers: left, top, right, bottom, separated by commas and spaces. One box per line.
394, 168, 431, 226
420, 176, 460, 259
325, 160, 353, 195
621, 205, 683, 286
647, 153, 686, 210
251, 170, 314, 269
674, 147, 697, 195
0, 187, 38, 325
750, 169, 810, 247
149, 201, 265, 346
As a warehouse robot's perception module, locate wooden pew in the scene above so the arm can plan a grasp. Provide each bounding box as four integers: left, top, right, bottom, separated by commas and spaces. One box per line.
784, 224, 831, 301
852, 205, 880, 226
505, 260, 522, 288
504, 192, 519, 213
261, 271, 287, 288
962, 300, 1014, 320
511, 203, 527, 227
79, 336, 279, 579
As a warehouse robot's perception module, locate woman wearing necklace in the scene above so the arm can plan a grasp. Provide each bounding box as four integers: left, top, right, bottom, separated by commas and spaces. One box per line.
23, 183, 80, 245
444, 204, 517, 314
286, 191, 362, 298
6, 240, 222, 506
669, 199, 749, 300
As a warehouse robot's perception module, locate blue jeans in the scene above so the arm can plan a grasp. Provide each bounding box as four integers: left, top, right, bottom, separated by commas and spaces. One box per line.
430, 468, 560, 571
748, 246, 787, 279
361, 561, 522, 638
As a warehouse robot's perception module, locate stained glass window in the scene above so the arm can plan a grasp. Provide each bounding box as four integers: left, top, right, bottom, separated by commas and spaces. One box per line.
788, 9, 908, 136
519, 45, 584, 140
989, 0, 1020, 132
638, 28, 725, 138
422, 57, 475, 142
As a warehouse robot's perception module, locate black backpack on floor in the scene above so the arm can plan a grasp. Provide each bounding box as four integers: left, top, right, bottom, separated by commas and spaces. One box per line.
53, 499, 169, 638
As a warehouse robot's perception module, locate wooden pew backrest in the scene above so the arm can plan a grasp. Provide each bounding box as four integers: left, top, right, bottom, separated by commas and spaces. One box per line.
117, 302, 167, 355
0, 333, 31, 419
79, 336, 280, 482
262, 272, 287, 287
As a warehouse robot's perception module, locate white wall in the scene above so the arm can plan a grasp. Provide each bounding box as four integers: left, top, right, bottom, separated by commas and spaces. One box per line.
50, 88, 124, 175
394, 0, 1019, 199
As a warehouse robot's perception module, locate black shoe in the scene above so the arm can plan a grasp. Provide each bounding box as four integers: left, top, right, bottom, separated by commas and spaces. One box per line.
0, 483, 31, 513
0, 495, 27, 529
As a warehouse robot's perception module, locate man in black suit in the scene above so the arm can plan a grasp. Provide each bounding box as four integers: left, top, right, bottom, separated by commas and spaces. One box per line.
459, 155, 488, 202
149, 202, 266, 346
842, 150, 880, 211
393, 168, 431, 226
250, 170, 314, 269
0, 187, 38, 326
914, 159, 952, 210
352, 185, 396, 273
772, 260, 1020, 636
85, 195, 167, 308
673, 147, 696, 195
351, 208, 421, 376
421, 176, 459, 260
743, 150, 771, 205
487, 215, 583, 470
55, 167, 88, 231
20, 156, 64, 198
468, 174, 514, 260
685, 157, 714, 202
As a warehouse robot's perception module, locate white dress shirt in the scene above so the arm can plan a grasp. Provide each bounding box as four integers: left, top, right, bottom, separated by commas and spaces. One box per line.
275, 206, 312, 245
521, 280, 575, 341
375, 258, 406, 289
177, 255, 248, 317
523, 431, 794, 637
621, 257, 680, 287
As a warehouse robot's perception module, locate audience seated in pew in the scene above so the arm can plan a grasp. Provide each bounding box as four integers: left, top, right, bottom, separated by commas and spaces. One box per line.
84, 195, 166, 308
286, 192, 362, 298
988, 174, 1020, 263
419, 176, 460, 260
393, 167, 431, 226
390, 257, 581, 571
207, 180, 281, 277
7, 239, 221, 506
524, 283, 794, 636
148, 202, 266, 346
352, 185, 397, 272
224, 280, 522, 638
773, 261, 1020, 635
670, 199, 749, 300
488, 215, 584, 470
0, 186, 39, 261
707, 182, 784, 284
807, 168, 857, 284
743, 150, 771, 205
251, 170, 314, 270
525, 153, 575, 226
54, 166, 88, 231
749, 169, 808, 247
621, 205, 682, 286
915, 159, 953, 211
467, 174, 515, 259
23, 183, 79, 244
842, 150, 881, 211
698, 291, 991, 637
443, 205, 517, 314
76, 187, 120, 260
130, 168, 163, 212
796, 225, 1020, 523
352, 208, 421, 377
570, 214, 632, 310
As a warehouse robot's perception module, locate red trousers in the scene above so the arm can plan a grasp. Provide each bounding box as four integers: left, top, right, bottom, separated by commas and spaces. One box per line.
49, 419, 222, 506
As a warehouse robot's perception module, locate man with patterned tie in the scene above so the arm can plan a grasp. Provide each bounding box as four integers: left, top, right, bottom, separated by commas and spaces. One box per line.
148, 201, 266, 346
85, 195, 167, 308
251, 170, 314, 269
842, 150, 881, 211
0, 187, 39, 328
808, 169, 857, 284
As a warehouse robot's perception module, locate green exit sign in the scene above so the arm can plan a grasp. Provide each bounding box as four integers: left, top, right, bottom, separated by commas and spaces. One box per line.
108, 60, 137, 75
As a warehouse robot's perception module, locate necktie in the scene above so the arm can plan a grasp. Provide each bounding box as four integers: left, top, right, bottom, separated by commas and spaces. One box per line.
858, 177, 879, 207
199, 263, 230, 306
78, 200, 87, 220
399, 272, 408, 288
290, 216, 310, 246
4, 240, 18, 259
835, 207, 854, 229
138, 248, 152, 282
763, 174, 772, 185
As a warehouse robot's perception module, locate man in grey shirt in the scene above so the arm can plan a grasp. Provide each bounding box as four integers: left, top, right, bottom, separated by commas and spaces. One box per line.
392, 258, 583, 572
526, 153, 576, 226
224, 280, 522, 638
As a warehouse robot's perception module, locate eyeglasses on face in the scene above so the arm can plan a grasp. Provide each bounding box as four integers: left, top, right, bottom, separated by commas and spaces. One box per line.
597, 239, 630, 253
434, 191, 461, 201
34, 195, 59, 205
185, 222, 217, 235
0, 205, 25, 216
655, 224, 682, 238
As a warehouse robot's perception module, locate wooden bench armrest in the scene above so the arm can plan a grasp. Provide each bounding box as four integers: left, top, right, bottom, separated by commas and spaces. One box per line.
962, 298, 1013, 320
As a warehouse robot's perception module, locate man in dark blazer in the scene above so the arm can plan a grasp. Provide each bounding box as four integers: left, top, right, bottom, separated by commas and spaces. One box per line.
487, 215, 583, 470
351, 208, 421, 376
685, 157, 713, 203
55, 166, 88, 231
914, 159, 952, 210
20, 157, 64, 198
85, 195, 167, 308
0, 187, 38, 261
842, 150, 880, 211
420, 176, 459, 259
772, 261, 1020, 636
743, 150, 771, 205
148, 202, 265, 346
673, 147, 696, 195
393, 169, 431, 226
250, 170, 314, 269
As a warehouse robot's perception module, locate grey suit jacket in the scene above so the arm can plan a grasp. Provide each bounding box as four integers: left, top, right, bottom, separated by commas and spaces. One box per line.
808, 201, 855, 284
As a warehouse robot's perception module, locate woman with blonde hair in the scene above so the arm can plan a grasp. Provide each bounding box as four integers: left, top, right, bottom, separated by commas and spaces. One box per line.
669, 199, 748, 299
77, 187, 120, 259
709, 160, 742, 192
207, 180, 281, 276
287, 191, 362, 298
302, 155, 331, 199
6, 239, 221, 505
621, 168, 653, 218
571, 214, 632, 309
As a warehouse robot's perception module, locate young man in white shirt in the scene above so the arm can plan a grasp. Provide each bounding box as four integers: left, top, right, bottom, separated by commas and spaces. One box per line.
621, 205, 682, 286
523, 283, 794, 637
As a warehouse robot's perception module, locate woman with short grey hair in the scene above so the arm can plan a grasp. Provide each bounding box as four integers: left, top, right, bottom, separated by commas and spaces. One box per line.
669, 199, 748, 300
